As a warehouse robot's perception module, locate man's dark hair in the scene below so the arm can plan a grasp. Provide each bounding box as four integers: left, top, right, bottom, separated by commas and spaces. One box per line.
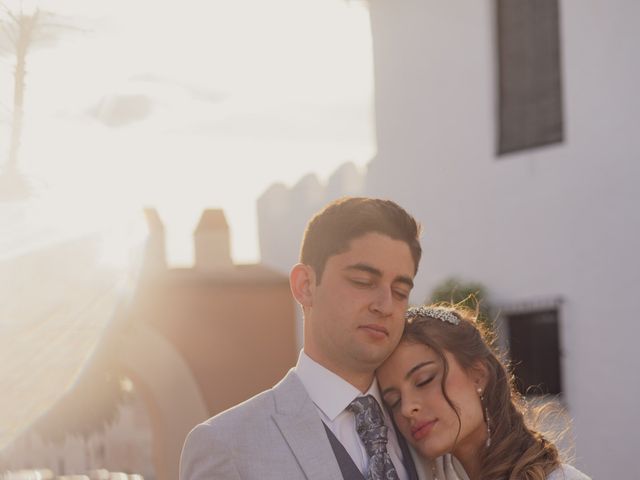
299, 197, 422, 282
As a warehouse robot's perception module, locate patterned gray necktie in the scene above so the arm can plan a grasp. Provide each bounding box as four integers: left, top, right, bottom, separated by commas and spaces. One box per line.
348, 395, 400, 480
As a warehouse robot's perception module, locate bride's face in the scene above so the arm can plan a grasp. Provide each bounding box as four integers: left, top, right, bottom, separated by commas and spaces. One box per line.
377, 341, 487, 459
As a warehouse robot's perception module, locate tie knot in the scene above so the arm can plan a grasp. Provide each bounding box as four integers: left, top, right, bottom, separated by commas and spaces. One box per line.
349, 395, 383, 424
348, 395, 389, 456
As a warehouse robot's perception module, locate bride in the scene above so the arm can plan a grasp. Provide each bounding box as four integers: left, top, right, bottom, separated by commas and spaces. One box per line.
377, 304, 591, 480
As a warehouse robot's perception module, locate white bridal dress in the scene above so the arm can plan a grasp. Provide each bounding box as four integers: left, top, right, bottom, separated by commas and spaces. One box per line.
418, 454, 592, 480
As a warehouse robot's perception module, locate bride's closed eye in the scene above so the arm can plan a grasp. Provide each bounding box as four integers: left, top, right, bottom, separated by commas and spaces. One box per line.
416, 374, 436, 387
382, 373, 437, 410
384, 394, 401, 411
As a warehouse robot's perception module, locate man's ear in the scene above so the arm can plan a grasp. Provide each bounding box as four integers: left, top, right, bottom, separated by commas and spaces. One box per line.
289, 263, 316, 308
470, 360, 489, 392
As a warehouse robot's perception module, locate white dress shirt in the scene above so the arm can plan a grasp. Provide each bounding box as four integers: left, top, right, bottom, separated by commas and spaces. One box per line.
294, 350, 409, 480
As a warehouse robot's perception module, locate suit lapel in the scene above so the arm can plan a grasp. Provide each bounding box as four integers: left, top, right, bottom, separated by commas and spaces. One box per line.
272, 370, 344, 480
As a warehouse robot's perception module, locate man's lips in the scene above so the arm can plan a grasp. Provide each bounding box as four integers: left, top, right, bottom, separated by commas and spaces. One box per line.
359, 324, 389, 337
411, 420, 437, 440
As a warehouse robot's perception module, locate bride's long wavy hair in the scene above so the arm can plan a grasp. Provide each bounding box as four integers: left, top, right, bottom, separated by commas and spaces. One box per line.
402, 303, 560, 480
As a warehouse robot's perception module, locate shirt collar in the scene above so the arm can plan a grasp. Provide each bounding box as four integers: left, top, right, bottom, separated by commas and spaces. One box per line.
294, 350, 385, 421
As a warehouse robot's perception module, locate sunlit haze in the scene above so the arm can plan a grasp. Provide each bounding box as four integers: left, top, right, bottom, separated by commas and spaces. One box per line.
1, 0, 374, 265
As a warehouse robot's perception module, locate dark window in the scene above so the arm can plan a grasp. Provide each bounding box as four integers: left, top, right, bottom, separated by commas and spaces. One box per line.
496, 0, 564, 155
506, 309, 562, 395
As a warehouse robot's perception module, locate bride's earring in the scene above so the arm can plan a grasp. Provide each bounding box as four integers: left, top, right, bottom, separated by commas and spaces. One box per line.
477, 387, 491, 448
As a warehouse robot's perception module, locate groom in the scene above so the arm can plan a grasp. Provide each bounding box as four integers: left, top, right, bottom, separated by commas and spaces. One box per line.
180, 197, 423, 480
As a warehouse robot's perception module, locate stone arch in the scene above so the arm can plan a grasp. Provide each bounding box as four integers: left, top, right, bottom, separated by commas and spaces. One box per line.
118, 323, 208, 480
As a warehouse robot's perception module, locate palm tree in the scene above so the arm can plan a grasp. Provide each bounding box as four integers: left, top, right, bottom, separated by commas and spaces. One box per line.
0, 2, 83, 200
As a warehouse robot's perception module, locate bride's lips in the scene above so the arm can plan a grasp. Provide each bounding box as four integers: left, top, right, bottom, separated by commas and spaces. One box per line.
411, 420, 437, 440
359, 324, 389, 338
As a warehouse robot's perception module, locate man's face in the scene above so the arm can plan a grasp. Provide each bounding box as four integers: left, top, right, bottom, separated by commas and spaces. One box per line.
304, 232, 416, 379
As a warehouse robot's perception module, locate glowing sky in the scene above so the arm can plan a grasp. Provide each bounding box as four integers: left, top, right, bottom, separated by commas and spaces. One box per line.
0, 0, 374, 264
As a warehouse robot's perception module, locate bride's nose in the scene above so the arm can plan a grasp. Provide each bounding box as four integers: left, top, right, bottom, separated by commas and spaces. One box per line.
400, 394, 420, 418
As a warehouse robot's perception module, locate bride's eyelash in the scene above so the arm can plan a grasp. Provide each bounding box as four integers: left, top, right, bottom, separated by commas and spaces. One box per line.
416, 375, 436, 387
386, 374, 436, 410
383, 395, 401, 410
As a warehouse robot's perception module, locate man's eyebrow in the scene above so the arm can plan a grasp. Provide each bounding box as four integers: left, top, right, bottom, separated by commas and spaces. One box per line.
344, 263, 414, 289
344, 263, 382, 276
405, 361, 435, 380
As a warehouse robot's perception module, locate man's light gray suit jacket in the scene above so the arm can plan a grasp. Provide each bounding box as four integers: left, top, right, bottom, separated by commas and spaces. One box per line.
179, 369, 429, 480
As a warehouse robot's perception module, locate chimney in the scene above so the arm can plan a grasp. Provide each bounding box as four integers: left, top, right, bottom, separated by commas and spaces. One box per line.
141, 207, 167, 277
193, 209, 233, 271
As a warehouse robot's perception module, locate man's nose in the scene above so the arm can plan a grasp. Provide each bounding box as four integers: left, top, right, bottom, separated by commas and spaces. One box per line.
370, 286, 393, 316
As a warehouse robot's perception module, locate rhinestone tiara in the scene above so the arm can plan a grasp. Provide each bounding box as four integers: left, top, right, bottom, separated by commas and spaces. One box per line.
405, 306, 461, 325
